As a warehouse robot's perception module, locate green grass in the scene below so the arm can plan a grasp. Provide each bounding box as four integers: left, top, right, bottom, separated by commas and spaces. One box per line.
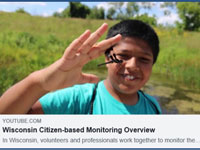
153, 29, 200, 90
0, 11, 200, 95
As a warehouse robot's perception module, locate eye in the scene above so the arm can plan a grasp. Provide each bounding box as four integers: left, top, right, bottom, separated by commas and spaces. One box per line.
139, 57, 151, 63
116, 54, 131, 60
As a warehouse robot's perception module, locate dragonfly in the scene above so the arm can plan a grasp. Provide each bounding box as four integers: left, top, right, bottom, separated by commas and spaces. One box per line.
98, 53, 123, 67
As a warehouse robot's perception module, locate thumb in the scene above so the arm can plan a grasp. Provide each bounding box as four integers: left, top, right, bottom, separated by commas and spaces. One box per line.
79, 73, 99, 84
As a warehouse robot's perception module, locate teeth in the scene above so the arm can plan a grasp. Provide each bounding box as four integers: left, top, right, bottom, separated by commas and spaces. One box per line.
126, 75, 135, 80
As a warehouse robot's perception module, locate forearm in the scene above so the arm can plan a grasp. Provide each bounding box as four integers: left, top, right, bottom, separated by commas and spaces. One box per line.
0, 23, 121, 114
0, 71, 48, 114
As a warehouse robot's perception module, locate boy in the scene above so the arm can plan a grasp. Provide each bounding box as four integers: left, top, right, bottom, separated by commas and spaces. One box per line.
0, 20, 161, 114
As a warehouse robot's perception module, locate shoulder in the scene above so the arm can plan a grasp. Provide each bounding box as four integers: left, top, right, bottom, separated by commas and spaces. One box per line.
74, 83, 97, 92
40, 83, 97, 100
39, 83, 97, 114
138, 90, 162, 114
49, 83, 96, 96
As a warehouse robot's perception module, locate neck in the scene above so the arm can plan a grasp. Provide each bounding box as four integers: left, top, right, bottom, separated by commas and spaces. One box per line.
104, 79, 139, 105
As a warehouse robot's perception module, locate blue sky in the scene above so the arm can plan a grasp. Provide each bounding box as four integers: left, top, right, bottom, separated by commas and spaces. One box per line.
0, 2, 180, 25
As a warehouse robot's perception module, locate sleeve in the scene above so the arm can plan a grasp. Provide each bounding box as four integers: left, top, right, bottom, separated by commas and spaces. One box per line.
39, 84, 95, 114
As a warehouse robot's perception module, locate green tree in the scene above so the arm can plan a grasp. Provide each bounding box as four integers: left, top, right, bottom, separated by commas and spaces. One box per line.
53, 2, 90, 19
176, 2, 200, 31
87, 7, 105, 19
53, 12, 62, 18
69, 2, 90, 18
109, 2, 124, 14
106, 7, 116, 20
53, 7, 70, 18
109, 2, 125, 20
61, 7, 70, 18
15, 8, 30, 15
141, 2, 154, 10
126, 2, 139, 18
135, 14, 157, 26
160, 2, 176, 16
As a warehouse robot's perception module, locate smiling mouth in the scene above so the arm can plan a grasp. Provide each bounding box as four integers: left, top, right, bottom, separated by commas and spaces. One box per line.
121, 74, 138, 81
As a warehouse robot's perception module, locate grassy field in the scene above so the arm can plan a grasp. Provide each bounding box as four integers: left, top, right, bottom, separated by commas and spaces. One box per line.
153, 28, 200, 89
0, 12, 200, 95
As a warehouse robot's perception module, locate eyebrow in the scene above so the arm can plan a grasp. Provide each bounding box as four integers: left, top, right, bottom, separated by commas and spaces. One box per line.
115, 49, 153, 57
140, 51, 153, 57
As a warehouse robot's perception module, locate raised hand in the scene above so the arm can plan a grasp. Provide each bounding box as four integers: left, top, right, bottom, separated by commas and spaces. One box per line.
0, 23, 121, 114
36, 23, 121, 91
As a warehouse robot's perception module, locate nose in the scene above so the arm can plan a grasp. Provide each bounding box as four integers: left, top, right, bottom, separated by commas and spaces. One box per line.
125, 57, 139, 70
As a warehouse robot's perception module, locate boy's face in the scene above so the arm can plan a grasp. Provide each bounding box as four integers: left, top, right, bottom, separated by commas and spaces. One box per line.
106, 37, 153, 95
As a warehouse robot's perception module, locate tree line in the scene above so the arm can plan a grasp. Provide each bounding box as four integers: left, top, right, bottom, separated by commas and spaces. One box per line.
15, 2, 200, 31
53, 2, 157, 26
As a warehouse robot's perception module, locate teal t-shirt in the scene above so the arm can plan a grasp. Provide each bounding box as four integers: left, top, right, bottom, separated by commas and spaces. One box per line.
39, 80, 162, 114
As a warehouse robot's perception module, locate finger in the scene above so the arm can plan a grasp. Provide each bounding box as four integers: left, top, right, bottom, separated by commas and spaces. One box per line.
79, 73, 99, 84
95, 34, 122, 52
63, 30, 91, 59
78, 23, 108, 54
82, 34, 122, 64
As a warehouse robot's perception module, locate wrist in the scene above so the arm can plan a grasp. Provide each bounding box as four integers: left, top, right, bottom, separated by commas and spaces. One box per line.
29, 70, 49, 94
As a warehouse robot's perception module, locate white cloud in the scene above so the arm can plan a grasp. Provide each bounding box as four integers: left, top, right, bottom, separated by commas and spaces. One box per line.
96, 2, 112, 11
57, 8, 64, 13
0, 2, 46, 6
158, 12, 181, 25
157, 2, 177, 14
41, 12, 50, 17
97, 2, 127, 11
159, 6, 169, 12
137, 2, 156, 8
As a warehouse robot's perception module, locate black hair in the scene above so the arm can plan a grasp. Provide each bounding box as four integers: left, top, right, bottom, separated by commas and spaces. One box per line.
106, 20, 159, 64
